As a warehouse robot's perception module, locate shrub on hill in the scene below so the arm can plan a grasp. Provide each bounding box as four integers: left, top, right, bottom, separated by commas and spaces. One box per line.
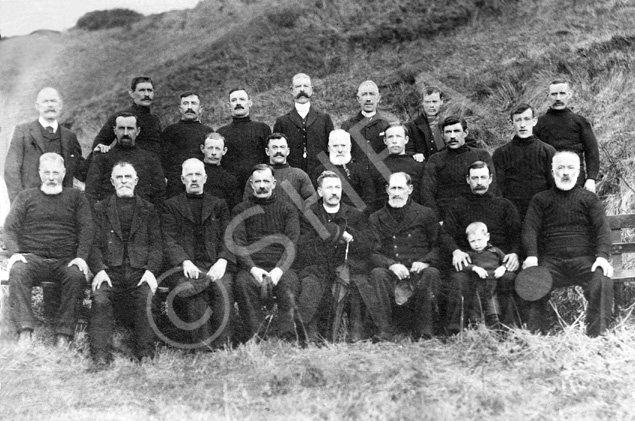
76, 9, 143, 31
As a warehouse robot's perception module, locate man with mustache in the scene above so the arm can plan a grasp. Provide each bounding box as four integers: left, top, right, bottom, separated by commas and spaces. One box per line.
217, 88, 271, 190
232, 164, 301, 341
534, 79, 599, 192
421, 116, 496, 221
161, 92, 214, 198
88, 161, 162, 367
85, 112, 165, 210
273, 73, 334, 175
296, 171, 380, 343
368, 172, 442, 341
441, 161, 521, 332
242, 133, 315, 210
5, 153, 93, 347
310, 129, 374, 213
405, 86, 447, 163
492, 103, 556, 221
341, 80, 390, 170
5, 87, 88, 203
521, 151, 613, 337
162, 158, 235, 349
91, 76, 162, 158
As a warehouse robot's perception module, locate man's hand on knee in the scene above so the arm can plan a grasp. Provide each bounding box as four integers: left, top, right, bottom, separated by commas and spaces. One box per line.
389, 263, 410, 280
68, 257, 89, 278
269, 267, 283, 286
591, 256, 613, 277
92, 270, 112, 292
410, 261, 429, 274
503, 253, 519, 272
137, 270, 158, 294
250, 267, 269, 284
207, 258, 228, 282
452, 249, 471, 272
522, 256, 538, 269
7, 253, 27, 272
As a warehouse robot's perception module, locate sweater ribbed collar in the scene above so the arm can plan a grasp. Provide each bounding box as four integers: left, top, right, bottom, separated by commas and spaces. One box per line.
271, 163, 290, 170
232, 116, 252, 123
546, 107, 572, 116
511, 135, 539, 144
249, 194, 277, 205
447, 144, 470, 155
130, 103, 151, 114
179, 119, 202, 125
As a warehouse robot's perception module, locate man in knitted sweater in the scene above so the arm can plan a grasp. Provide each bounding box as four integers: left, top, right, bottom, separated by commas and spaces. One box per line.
232, 164, 301, 340
421, 116, 496, 221
242, 133, 315, 210
405, 86, 447, 162
91, 76, 162, 158
217, 88, 271, 189
161, 92, 214, 198
5, 153, 94, 347
522, 151, 613, 337
534, 79, 600, 192
493, 103, 555, 220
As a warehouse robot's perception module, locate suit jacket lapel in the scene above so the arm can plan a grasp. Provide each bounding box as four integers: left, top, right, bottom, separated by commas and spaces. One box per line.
202, 195, 215, 223
175, 194, 195, 223
106, 196, 123, 239
28, 121, 46, 153
305, 106, 318, 128
129, 196, 146, 238
288, 108, 304, 129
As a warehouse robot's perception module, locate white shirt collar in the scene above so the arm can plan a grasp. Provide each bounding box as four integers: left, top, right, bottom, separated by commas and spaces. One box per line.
361, 110, 376, 118
294, 102, 311, 119
38, 117, 59, 133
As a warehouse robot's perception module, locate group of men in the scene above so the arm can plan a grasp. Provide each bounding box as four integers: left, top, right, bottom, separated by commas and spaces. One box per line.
3, 72, 614, 369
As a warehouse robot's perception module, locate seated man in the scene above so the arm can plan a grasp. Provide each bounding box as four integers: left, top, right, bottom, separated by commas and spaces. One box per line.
162, 158, 235, 348
369, 172, 442, 340
5, 153, 93, 347
232, 164, 301, 341
89, 161, 162, 366
522, 151, 613, 337
296, 171, 380, 342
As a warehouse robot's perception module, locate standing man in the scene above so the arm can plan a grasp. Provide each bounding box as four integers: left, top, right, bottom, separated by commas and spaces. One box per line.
493, 103, 556, 220
341, 80, 390, 170
86, 112, 165, 209
522, 151, 613, 337
89, 162, 162, 366
405, 86, 447, 162
162, 158, 235, 348
5, 87, 87, 203
161, 92, 214, 198
369, 172, 442, 340
200, 133, 241, 210
421, 116, 496, 221
5, 153, 93, 346
232, 164, 301, 341
534, 79, 599, 192
273, 73, 334, 175
217, 88, 271, 189
91, 76, 162, 158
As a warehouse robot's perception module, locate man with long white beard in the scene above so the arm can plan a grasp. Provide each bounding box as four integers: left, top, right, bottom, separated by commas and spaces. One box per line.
521, 151, 613, 337
368, 172, 442, 340
5, 153, 94, 347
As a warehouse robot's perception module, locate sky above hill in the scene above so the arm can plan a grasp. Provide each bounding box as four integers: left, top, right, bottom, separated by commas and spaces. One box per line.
0, 0, 199, 37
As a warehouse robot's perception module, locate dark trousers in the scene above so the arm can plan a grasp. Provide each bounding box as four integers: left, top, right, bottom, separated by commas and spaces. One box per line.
524, 255, 613, 337
370, 266, 440, 339
234, 269, 299, 340
9, 254, 85, 337
171, 272, 234, 348
89, 267, 154, 361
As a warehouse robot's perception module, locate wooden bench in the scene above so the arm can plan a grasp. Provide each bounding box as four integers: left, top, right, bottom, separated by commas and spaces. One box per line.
608, 213, 635, 313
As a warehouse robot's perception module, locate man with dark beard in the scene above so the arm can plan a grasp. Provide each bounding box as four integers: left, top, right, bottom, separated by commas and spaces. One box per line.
521, 151, 613, 337
5, 153, 93, 347
368, 172, 442, 340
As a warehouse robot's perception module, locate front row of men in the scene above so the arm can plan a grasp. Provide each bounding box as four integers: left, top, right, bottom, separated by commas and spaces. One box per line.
5, 148, 614, 366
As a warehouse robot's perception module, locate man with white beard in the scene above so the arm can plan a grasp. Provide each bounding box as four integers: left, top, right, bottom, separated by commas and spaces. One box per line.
4, 153, 94, 347
368, 172, 442, 340
310, 129, 374, 212
521, 151, 613, 337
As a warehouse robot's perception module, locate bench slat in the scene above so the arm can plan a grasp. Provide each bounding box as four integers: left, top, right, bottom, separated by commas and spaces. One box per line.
608, 213, 635, 229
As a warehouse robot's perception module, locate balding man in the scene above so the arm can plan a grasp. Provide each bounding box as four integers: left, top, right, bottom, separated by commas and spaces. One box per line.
273, 73, 334, 175
5, 87, 87, 203
341, 80, 390, 170
5, 153, 93, 347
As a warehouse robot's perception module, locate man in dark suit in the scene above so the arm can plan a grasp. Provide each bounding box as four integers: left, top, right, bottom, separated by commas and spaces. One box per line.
405, 86, 447, 162
5, 87, 87, 203
88, 161, 162, 368
162, 158, 235, 348
273, 73, 334, 176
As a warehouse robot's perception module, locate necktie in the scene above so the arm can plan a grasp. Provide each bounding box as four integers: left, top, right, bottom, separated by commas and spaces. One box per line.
46, 126, 54, 134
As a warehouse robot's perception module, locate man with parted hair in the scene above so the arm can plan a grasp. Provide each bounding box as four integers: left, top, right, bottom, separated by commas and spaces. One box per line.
200, 133, 240, 210
161, 91, 214, 198
5, 87, 88, 203
5, 152, 94, 347
341, 80, 391, 170
232, 163, 301, 341
405, 86, 447, 162
162, 158, 235, 348
534, 79, 600, 192
217, 87, 271, 189
493, 103, 555, 220
273, 73, 334, 175
88, 161, 162, 367
521, 151, 613, 337
91, 76, 162, 158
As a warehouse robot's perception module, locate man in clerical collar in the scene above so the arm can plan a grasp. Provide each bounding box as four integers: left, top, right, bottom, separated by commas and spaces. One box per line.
273, 73, 334, 175
200, 133, 240, 210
